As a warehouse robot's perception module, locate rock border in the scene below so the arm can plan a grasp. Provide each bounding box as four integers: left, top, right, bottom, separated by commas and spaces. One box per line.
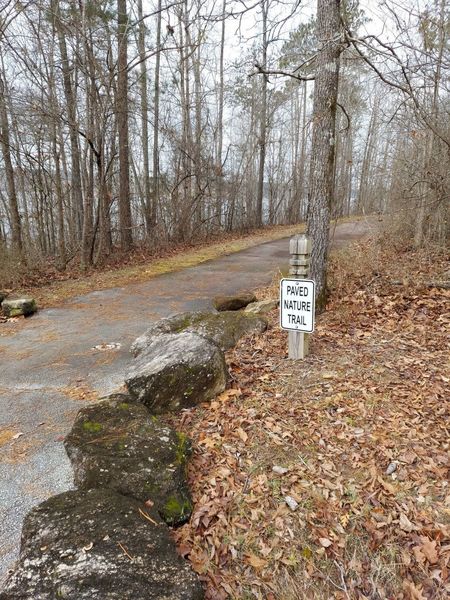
2, 294, 273, 598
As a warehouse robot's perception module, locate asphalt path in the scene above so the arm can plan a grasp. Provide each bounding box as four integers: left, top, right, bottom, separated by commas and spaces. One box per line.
0, 218, 375, 582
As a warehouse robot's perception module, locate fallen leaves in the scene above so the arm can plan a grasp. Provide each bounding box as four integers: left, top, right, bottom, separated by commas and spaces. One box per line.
399, 513, 416, 533
246, 554, 268, 569
414, 537, 439, 565
170, 239, 450, 599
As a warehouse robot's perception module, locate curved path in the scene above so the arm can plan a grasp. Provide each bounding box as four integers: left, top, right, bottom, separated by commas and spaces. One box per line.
0, 218, 374, 580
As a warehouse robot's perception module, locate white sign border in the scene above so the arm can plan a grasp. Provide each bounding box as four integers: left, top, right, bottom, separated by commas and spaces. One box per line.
279, 278, 316, 333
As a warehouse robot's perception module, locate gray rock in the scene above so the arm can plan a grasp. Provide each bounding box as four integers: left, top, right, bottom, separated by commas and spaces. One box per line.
132, 311, 268, 356
64, 394, 193, 526
126, 332, 228, 413
0, 488, 203, 600
131, 311, 216, 357
0, 290, 9, 304
185, 311, 267, 351
1, 297, 37, 318
213, 292, 256, 311
244, 299, 279, 315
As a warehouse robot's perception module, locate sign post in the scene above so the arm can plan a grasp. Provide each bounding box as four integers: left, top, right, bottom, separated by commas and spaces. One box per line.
280, 235, 314, 359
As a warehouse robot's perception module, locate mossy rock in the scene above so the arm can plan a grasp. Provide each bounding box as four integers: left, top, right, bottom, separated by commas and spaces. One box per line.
185, 311, 268, 351
2, 297, 37, 318
126, 332, 228, 413
244, 299, 279, 315
213, 292, 256, 311
0, 488, 204, 599
132, 310, 268, 356
130, 311, 216, 357
65, 394, 193, 526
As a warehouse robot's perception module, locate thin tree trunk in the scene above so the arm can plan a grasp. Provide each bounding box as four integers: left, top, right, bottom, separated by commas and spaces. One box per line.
256, 0, 268, 227
0, 72, 23, 258
137, 0, 152, 238
152, 0, 162, 231
55, 0, 83, 247
117, 0, 133, 250
215, 0, 226, 229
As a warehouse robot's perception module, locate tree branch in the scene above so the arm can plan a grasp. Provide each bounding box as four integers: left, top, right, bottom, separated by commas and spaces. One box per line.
250, 62, 315, 82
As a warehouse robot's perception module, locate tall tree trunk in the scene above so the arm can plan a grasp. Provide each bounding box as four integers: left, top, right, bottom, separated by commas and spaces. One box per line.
215, 0, 226, 229
117, 0, 133, 250
306, 0, 341, 309
256, 0, 268, 227
137, 0, 152, 238
357, 98, 378, 214
192, 36, 203, 229
152, 0, 162, 232
0, 71, 23, 258
414, 0, 446, 248
152, 0, 162, 231
55, 0, 83, 248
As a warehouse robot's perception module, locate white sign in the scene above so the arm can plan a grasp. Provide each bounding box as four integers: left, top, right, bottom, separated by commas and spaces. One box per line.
280, 278, 315, 333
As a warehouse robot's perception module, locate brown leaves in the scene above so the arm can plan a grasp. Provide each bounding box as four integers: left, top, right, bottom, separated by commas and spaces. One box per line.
171, 241, 450, 599
245, 554, 268, 570
413, 538, 438, 565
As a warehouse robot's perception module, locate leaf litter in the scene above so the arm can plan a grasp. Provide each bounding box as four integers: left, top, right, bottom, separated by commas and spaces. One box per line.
170, 237, 449, 599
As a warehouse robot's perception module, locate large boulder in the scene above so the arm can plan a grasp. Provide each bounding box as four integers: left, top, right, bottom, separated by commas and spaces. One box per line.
130, 311, 216, 357
1, 297, 37, 318
213, 292, 256, 311
185, 311, 268, 351
0, 488, 203, 600
126, 332, 228, 413
65, 394, 193, 526
244, 299, 279, 315
132, 311, 268, 356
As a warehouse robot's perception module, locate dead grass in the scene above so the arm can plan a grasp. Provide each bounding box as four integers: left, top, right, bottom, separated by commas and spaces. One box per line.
3, 217, 366, 309
5, 224, 311, 309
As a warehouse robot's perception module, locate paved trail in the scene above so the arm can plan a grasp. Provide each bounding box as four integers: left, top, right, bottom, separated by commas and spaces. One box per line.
0, 219, 374, 580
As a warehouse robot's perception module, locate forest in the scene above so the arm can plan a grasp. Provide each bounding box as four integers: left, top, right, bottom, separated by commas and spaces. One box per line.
0, 2, 449, 597
0, 0, 448, 289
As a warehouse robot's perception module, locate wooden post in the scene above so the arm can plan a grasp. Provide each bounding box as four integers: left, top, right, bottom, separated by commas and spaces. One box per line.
288, 235, 311, 359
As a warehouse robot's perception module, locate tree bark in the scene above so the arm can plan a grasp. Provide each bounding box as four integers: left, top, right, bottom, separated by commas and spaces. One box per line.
151, 0, 162, 231
215, 0, 226, 229
306, 0, 341, 309
54, 0, 83, 248
117, 0, 133, 251
256, 0, 268, 227
0, 71, 23, 258
137, 0, 152, 238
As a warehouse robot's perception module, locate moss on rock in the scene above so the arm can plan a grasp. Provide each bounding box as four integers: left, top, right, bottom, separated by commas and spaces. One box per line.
2, 297, 37, 318
64, 394, 194, 526
126, 332, 228, 413
213, 292, 257, 311
161, 494, 193, 525
1, 489, 204, 599
131, 310, 268, 358
81, 421, 103, 434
